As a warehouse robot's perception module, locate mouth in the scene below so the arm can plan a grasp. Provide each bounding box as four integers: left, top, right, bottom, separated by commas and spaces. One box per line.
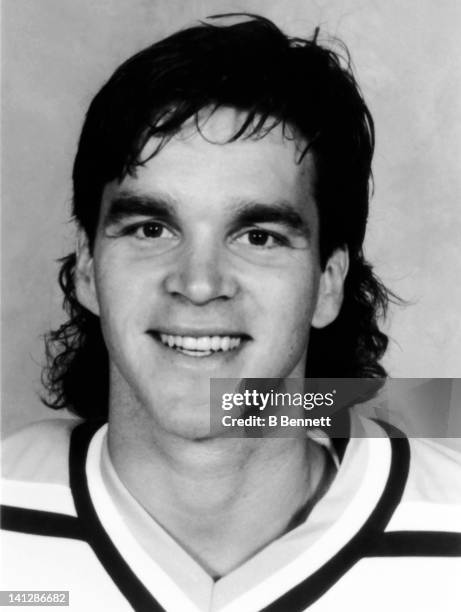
149, 331, 249, 358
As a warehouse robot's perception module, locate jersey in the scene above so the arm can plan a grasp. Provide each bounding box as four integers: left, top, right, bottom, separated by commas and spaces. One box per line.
1, 414, 461, 612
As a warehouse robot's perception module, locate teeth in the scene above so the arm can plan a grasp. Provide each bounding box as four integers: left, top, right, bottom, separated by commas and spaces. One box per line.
230, 337, 240, 349
211, 336, 221, 351
183, 336, 197, 350
196, 337, 210, 351
159, 333, 242, 354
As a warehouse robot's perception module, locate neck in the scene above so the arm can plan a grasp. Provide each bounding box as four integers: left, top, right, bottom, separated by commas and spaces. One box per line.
107, 402, 332, 576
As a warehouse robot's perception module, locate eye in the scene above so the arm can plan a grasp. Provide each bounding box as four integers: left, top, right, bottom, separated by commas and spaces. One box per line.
236, 229, 287, 248
248, 230, 270, 246
133, 222, 175, 240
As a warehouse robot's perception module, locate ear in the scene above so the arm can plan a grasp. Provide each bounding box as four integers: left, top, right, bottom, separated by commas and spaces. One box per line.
312, 247, 349, 329
74, 228, 100, 316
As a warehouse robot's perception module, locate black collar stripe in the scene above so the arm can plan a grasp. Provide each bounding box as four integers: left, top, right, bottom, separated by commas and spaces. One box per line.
259, 428, 410, 612
329, 409, 351, 462
69, 420, 409, 612
368, 531, 461, 557
69, 421, 167, 612
1, 505, 83, 541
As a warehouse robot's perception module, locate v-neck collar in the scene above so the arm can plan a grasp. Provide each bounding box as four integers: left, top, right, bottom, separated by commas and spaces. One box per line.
69, 415, 410, 612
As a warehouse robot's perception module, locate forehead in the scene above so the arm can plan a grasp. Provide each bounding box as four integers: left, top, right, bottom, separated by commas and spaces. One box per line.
102, 108, 316, 218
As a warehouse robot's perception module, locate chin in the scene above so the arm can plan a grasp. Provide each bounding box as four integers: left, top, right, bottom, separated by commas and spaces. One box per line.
162, 418, 214, 442
149, 397, 213, 440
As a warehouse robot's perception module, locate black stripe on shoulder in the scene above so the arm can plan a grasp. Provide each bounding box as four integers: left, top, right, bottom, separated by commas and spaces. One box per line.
1, 505, 84, 541
369, 531, 461, 557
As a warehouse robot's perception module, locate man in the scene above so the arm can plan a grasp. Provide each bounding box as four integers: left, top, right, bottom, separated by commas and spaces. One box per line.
2, 15, 460, 611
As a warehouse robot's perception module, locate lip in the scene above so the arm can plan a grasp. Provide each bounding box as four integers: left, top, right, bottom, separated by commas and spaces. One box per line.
146, 330, 250, 369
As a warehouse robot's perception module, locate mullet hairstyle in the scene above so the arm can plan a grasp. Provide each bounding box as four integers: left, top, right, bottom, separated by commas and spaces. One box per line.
43, 14, 394, 420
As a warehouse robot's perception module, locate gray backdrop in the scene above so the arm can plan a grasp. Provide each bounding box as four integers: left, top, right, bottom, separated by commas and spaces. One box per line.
2, 0, 461, 435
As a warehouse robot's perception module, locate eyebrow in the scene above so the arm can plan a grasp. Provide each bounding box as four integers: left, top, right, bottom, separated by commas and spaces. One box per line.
103, 192, 312, 237
102, 193, 178, 226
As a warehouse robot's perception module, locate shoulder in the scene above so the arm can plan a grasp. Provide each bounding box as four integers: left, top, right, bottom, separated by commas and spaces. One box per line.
2, 418, 80, 486
405, 437, 461, 504
387, 436, 461, 533
1, 418, 81, 515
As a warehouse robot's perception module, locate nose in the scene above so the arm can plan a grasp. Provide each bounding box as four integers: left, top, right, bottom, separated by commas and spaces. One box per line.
163, 241, 237, 305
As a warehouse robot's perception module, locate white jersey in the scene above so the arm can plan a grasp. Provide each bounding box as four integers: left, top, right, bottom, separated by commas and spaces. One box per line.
1, 415, 460, 611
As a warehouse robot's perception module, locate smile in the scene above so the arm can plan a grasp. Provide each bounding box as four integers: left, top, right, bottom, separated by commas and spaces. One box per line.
157, 333, 243, 357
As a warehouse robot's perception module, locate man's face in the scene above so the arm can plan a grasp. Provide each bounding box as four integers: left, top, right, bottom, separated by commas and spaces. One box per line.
76, 108, 346, 438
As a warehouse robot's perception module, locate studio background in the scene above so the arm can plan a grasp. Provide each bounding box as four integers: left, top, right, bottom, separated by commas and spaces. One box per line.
2, 0, 461, 436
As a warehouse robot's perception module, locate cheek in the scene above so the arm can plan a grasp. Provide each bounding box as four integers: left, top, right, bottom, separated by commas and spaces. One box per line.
254, 262, 319, 346
283, 291, 315, 353
93, 254, 149, 342
265, 256, 319, 311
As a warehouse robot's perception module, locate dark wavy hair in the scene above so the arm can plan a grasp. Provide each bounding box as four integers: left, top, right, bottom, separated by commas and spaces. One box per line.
42, 14, 393, 420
